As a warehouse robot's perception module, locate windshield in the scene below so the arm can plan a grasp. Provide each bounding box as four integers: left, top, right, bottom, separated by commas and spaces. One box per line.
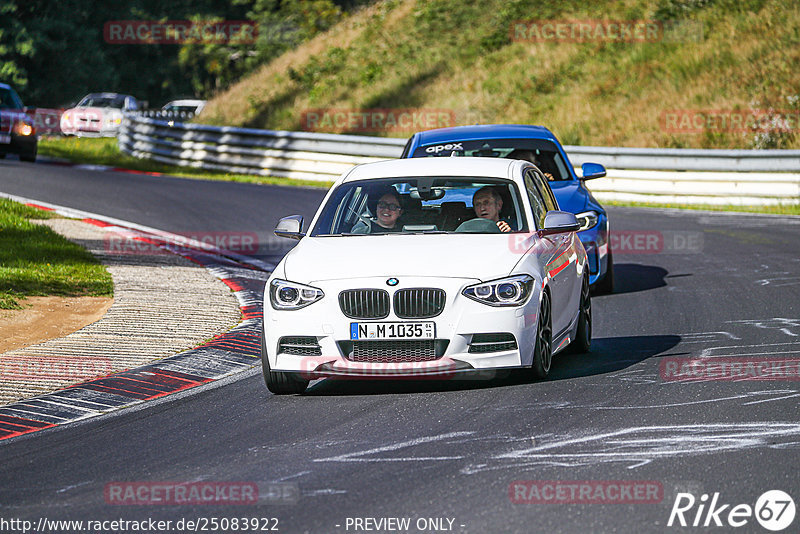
411, 138, 572, 181
0, 87, 24, 110
311, 177, 528, 236
78, 94, 127, 108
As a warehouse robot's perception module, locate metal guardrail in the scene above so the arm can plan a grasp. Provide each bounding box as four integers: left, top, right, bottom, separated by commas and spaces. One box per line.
563, 146, 800, 173
119, 114, 800, 205
133, 110, 199, 121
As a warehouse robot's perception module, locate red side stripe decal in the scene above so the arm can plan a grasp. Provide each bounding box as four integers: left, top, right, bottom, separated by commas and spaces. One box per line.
548, 261, 570, 277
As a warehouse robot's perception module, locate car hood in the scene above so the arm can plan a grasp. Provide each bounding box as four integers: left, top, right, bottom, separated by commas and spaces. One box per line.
550, 180, 588, 213
283, 234, 530, 283
67, 106, 121, 115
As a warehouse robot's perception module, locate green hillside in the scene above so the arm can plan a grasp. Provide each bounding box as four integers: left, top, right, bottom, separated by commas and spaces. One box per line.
200, 0, 800, 149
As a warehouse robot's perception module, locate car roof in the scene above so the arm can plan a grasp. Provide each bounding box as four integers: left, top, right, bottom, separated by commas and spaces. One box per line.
412, 124, 560, 145
163, 99, 205, 107
83, 92, 133, 99
342, 156, 527, 183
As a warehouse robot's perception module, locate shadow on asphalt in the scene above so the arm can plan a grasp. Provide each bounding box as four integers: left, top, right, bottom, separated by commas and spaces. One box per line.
300, 334, 682, 396
604, 263, 671, 295
547, 334, 684, 380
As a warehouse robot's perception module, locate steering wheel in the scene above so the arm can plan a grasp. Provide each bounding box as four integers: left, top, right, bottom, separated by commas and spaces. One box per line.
454, 218, 503, 233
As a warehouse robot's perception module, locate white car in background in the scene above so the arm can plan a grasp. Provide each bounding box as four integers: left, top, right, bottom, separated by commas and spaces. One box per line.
262, 157, 592, 394
161, 99, 206, 116
60, 93, 139, 137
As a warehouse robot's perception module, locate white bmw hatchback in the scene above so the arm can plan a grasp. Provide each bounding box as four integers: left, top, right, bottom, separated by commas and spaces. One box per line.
262, 157, 591, 393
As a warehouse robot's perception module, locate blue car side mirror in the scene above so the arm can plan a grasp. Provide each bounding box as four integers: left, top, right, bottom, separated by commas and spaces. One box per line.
581, 162, 606, 180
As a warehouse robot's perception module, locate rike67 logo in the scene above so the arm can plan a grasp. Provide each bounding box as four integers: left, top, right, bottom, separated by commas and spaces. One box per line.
668, 490, 795, 531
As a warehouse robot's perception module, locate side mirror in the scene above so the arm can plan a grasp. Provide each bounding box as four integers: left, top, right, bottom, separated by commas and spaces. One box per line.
580, 162, 606, 180
538, 210, 580, 236
275, 215, 305, 240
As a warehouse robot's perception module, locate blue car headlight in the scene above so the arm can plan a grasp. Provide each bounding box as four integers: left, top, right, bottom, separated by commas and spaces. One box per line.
575, 210, 600, 231
269, 279, 324, 310
463, 275, 534, 307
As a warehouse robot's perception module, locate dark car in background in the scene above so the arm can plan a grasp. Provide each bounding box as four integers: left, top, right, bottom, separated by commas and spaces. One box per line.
402, 124, 613, 293
0, 83, 37, 162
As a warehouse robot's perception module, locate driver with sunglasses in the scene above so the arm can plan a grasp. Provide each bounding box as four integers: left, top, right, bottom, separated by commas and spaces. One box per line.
350, 189, 404, 233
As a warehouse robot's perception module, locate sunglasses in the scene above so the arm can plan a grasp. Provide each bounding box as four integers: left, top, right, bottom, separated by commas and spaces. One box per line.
377, 201, 401, 211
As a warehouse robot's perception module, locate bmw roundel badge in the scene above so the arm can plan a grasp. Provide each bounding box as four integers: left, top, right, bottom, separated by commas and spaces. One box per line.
386, 277, 399, 286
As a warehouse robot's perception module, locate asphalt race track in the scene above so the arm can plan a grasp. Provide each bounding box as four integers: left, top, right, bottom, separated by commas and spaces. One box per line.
1, 159, 799, 533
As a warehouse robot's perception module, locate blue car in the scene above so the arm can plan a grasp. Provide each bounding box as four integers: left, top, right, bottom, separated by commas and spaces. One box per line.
402, 124, 613, 293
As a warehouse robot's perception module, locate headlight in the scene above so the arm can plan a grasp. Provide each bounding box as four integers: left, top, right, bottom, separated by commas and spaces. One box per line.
13, 121, 34, 136
575, 210, 599, 231
463, 275, 534, 307
269, 279, 324, 310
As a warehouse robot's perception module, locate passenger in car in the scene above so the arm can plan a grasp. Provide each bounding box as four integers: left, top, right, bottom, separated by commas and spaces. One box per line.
506, 149, 556, 181
351, 189, 404, 233
472, 187, 511, 232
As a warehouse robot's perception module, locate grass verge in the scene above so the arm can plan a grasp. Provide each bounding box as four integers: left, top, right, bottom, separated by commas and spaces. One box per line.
0, 199, 113, 310
201, 0, 800, 150
37, 136, 333, 189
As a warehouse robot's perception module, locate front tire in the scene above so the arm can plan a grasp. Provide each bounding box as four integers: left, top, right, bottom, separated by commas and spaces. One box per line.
261, 332, 309, 394
530, 290, 553, 379
569, 273, 592, 353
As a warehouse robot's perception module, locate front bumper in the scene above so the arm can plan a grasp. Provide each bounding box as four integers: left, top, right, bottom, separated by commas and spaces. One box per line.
263, 276, 541, 378
62, 127, 120, 138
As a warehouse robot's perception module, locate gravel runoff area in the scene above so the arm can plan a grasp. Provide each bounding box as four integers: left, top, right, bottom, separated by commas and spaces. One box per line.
0, 218, 242, 405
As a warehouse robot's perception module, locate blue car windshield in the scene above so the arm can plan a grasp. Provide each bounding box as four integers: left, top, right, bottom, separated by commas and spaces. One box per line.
411, 138, 572, 181
311, 177, 528, 236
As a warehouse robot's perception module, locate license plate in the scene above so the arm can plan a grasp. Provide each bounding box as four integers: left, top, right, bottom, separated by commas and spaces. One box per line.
350, 321, 435, 340
0, 134, 10, 144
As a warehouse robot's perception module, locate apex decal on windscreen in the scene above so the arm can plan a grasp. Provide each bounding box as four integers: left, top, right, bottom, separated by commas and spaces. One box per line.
425, 143, 463, 154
